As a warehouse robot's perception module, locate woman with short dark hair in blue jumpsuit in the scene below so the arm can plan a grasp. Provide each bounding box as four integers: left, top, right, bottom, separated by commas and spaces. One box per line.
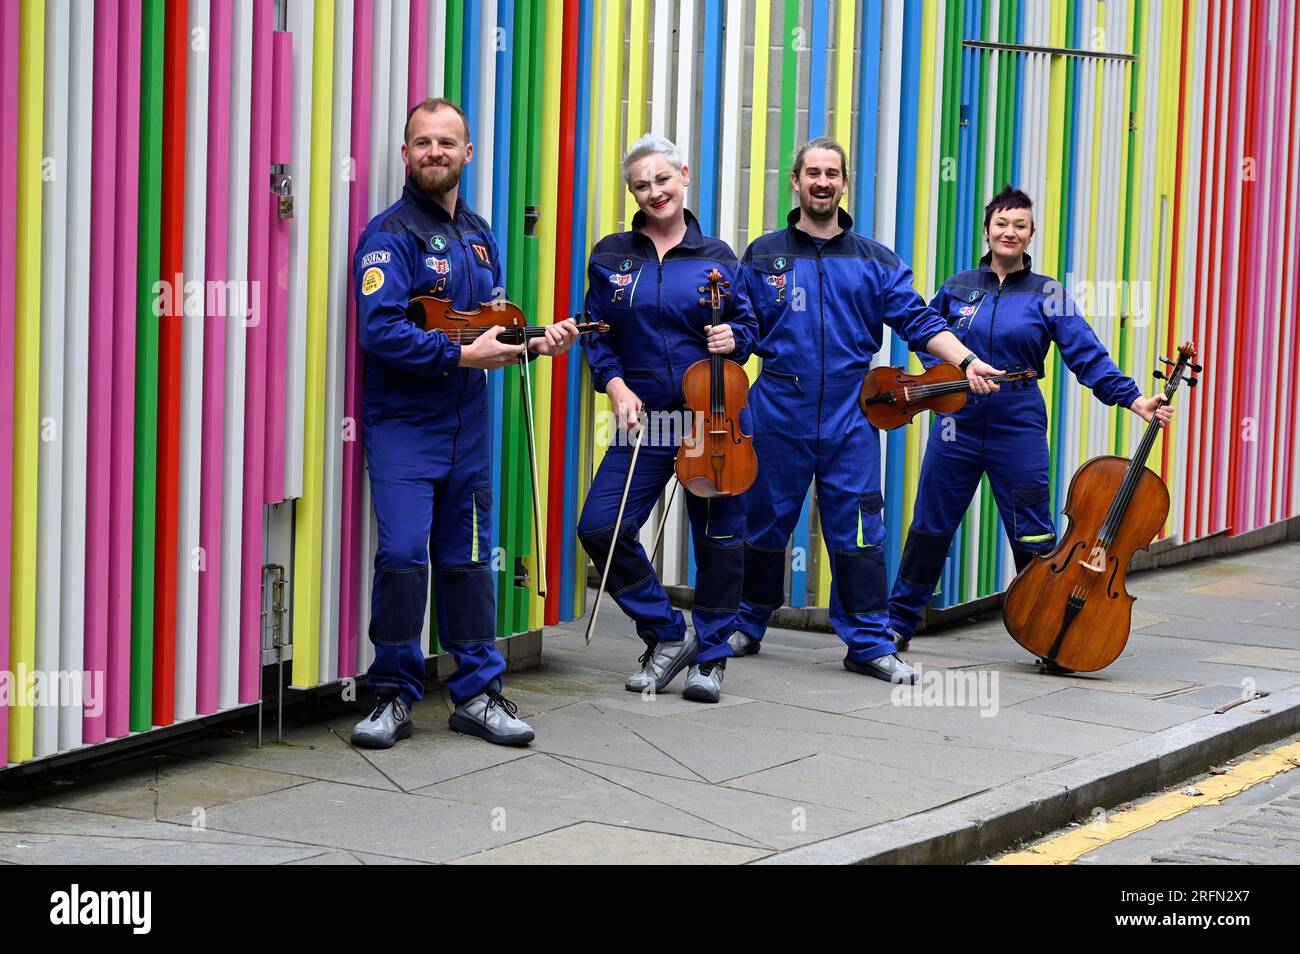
887, 186, 1173, 664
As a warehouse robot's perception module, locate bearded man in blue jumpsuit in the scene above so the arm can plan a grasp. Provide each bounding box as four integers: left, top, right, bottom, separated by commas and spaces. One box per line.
349, 98, 577, 748
726, 137, 1003, 684
887, 186, 1172, 661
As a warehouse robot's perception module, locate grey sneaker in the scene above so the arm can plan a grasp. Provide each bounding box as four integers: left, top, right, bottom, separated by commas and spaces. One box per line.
726, 631, 760, 657
682, 659, 725, 703
889, 626, 911, 653
623, 632, 699, 693
448, 690, 535, 746
351, 696, 413, 749
844, 652, 918, 685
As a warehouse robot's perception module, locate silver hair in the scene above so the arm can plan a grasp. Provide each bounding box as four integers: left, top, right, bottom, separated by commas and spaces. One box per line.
621, 134, 685, 184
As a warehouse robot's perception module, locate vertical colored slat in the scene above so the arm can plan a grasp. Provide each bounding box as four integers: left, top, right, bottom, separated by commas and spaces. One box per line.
175, 0, 210, 724
445, 0, 463, 101
36, 0, 70, 757
529, 0, 562, 631
408, 0, 428, 103
197, 0, 231, 714
282, 0, 313, 503
856, 0, 882, 239
747, 1, 771, 248
474, 0, 496, 224
290, 0, 334, 687
58, 0, 95, 749
240, 0, 272, 701
9, 0, 45, 761
105, 0, 143, 736
697, 0, 722, 234
428, 0, 445, 95
778, 0, 798, 218
717, 0, 742, 249
153, 0, 187, 725
547, 0, 579, 627
0, 0, 20, 761
339, 0, 373, 679
316, 0, 352, 685
562, 0, 593, 623
808, 0, 827, 135
674, 0, 696, 170
218, 0, 252, 709
885, 0, 919, 590
130, 0, 164, 731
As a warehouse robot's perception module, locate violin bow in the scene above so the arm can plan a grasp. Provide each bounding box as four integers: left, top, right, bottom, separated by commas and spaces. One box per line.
517, 347, 548, 600
585, 421, 644, 644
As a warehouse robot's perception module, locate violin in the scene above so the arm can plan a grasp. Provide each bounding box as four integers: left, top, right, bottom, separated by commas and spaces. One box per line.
1001, 342, 1200, 672
858, 363, 1038, 430
405, 294, 607, 599
675, 268, 757, 497
407, 295, 608, 341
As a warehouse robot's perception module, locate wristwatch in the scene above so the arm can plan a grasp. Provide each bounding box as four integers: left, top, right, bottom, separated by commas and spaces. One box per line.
959, 353, 977, 374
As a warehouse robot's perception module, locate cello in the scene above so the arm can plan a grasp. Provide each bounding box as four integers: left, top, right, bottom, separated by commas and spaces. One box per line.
1001, 342, 1200, 672
674, 268, 758, 497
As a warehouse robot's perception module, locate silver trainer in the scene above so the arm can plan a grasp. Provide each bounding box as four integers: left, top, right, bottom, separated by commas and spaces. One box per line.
351, 696, 413, 749
623, 632, 699, 694
726, 631, 760, 657
682, 659, 725, 703
449, 689, 535, 746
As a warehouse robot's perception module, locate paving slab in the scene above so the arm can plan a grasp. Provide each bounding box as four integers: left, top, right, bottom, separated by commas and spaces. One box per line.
556, 757, 874, 850
1008, 687, 1197, 732
168, 780, 569, 863
448, 821, 770, 865
413, 753, 764, 846
35, 757, 307, 821
170, 724, 402, 791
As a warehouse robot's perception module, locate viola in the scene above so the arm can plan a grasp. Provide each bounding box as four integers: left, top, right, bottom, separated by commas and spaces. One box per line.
858, 363, 1037, 430
675, 268, 757, 497
1001, 342, 1200, 672
407, 294, 608, 341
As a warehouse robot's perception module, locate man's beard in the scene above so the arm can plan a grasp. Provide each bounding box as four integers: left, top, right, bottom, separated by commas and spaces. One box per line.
413, 160, 462, 199
801, 192, 839, 222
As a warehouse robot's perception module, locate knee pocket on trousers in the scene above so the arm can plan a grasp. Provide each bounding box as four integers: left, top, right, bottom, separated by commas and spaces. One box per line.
435, 564, 496, 645
578, 520, 651, 595
898, 527, 951, 587
693, 539, 744, 613
371, 565, 430, 645
833, 547, 887, 614
741, 541, 786, 608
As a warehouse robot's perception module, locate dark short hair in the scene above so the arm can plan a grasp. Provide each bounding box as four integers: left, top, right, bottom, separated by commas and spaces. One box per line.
792, 137, 848, 179
983, 185, 1034, 230
404, 97, 471, 145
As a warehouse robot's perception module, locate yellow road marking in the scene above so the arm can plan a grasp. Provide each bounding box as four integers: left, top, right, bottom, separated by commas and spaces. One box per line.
992, 740, 1300, 865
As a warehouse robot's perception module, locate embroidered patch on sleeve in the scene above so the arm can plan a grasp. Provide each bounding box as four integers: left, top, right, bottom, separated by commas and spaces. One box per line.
361, 266, 385, 296
361, 249, 391, 267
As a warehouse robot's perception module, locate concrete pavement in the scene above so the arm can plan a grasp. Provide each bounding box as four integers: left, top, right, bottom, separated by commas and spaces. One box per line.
2, 541, 1299, 864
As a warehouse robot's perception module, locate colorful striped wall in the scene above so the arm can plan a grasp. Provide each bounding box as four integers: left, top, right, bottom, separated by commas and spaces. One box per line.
3, 0, 1298, 767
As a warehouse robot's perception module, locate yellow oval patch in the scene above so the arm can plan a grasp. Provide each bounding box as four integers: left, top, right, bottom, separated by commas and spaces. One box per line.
361, 266, 385, 296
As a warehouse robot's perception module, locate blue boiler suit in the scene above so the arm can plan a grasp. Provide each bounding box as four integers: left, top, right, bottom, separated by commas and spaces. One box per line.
354, 182, 509, 706
734, 208, 950, 663
887, 253, 1143, 640
578, 210, 758, 665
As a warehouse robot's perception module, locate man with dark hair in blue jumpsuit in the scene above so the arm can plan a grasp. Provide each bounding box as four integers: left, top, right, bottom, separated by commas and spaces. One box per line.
579, 134, 758, 703
887, 185, 1172, 660
725, 137, 1004, 684
350, 98, 577, 748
